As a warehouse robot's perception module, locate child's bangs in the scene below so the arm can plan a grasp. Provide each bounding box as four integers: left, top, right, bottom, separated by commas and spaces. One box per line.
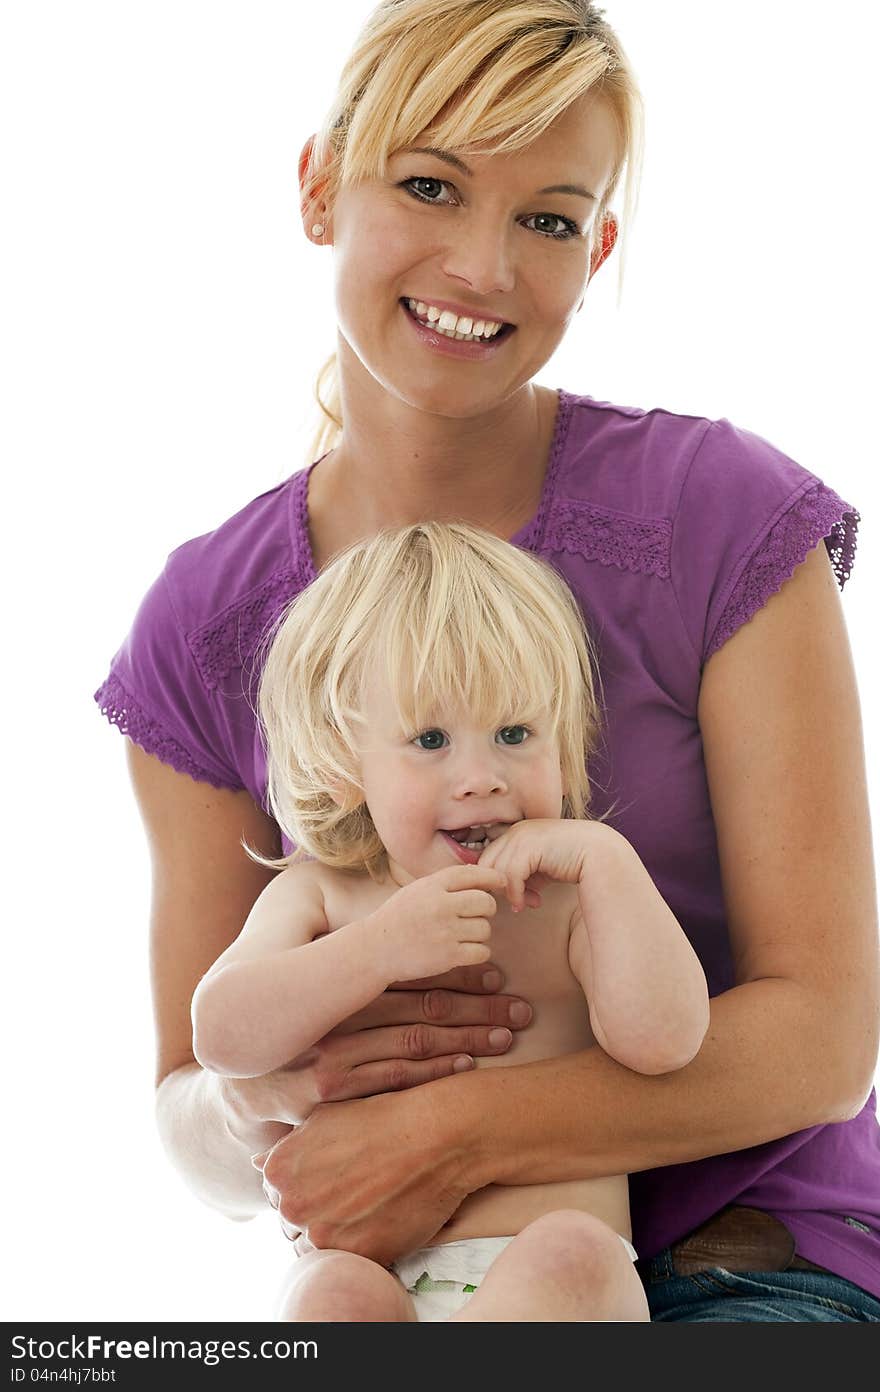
378, 595, 563, 738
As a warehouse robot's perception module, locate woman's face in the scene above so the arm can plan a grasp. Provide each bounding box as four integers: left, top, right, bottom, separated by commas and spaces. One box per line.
319, 94, 620, 419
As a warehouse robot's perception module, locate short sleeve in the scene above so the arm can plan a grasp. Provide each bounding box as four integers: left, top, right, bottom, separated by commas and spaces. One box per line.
93, 567, 245, 791
671, 418, 859, 666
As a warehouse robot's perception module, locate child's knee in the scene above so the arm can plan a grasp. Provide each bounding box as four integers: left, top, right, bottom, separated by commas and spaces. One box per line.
517, 1210, 633, 1287
278, 1250, 414, 1322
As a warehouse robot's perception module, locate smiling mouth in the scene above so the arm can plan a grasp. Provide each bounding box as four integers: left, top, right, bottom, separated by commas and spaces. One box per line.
400, 299, 516, 344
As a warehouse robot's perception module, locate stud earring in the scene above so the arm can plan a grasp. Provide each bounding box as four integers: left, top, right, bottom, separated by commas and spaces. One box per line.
311, 222, 325, 238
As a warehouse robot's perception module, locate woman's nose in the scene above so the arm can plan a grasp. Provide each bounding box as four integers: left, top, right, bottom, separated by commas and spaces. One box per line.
439, 218, 515, 297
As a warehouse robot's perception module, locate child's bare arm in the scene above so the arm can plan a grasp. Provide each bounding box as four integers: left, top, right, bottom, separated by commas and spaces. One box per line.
191, 863, 507, 1079
479, 820, 709, 1074
567, 827, 709, 1073
191, 865, 387, 1078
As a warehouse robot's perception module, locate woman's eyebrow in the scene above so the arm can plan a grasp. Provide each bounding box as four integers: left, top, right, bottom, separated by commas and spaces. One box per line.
397, 145, 596, 200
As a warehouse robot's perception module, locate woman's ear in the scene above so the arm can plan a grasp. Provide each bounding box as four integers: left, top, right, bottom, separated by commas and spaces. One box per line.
588, 212, 618, 281
299, 134, 332, 245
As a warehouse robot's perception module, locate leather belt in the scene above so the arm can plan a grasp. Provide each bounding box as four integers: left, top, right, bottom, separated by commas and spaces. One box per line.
665, 1205, 827, 1277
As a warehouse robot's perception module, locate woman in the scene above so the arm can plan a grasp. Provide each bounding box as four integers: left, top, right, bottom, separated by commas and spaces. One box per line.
95, 0, 879, 1321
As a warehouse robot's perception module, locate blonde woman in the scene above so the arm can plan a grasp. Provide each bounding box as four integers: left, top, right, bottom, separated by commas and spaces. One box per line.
95, 1, 879, 1321
190, 522, 709, 1321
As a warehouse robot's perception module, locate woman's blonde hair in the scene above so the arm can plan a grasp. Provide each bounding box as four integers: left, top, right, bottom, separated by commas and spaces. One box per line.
252, 522, 601, 878
303, 0, 643, 462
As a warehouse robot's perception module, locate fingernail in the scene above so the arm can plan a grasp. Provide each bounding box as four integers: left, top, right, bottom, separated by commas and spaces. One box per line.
481, 969, 502, 990
453, 1055, 475, 1072
488, 1027, 512, 1049
509, 1002, 532, 1027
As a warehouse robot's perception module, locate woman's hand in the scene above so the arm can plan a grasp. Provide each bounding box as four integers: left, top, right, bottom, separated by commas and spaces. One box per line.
218, 961, 532, 1153
256, 1081, 478, 1266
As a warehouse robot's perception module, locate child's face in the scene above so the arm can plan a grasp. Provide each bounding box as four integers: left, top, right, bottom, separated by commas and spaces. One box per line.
353, 676, 565, 883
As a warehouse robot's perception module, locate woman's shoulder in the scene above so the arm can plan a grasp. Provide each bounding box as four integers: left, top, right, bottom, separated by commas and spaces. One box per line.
156, 469, 314, 693
93, 469, 314, 793
544, 389, 859, 664
162, 471, 310, 630
552, 389, 816, 514
545, 388, 855, 559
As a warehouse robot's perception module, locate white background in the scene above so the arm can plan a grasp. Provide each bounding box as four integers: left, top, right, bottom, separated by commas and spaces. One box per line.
2, 1, 877, 1321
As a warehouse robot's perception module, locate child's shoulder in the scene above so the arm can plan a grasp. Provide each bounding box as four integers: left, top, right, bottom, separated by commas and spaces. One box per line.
281, 858, 394, 933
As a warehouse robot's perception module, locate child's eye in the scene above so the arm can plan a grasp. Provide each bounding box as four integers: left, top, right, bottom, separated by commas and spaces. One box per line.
497, 725, 530, 746
413, 729, 447, 750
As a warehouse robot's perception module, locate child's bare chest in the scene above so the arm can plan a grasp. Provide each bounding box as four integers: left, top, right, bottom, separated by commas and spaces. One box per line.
321, 872, 594, 1064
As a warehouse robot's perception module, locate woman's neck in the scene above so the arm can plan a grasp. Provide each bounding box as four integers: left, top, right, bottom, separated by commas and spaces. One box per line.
311, 371, 560, 548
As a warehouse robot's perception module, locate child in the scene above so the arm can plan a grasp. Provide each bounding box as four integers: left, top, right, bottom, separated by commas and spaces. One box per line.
191, 522, 710, 1322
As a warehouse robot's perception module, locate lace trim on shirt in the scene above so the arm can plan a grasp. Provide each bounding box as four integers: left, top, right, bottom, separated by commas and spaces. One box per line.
187, 569, 300, 692
93, 673, 241, 790
187, 471, 315, 691
514, 390, 574, 552
706, 483, 860, 661
541, 495, 672, 577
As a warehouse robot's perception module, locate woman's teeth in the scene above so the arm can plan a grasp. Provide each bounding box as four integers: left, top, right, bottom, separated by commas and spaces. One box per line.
406, 299, 505, 342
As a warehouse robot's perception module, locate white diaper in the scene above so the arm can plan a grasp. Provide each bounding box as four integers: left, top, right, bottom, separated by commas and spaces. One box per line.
392, 1232, 639, 1323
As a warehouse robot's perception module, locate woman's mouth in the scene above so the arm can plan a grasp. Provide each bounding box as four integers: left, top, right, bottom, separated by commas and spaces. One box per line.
400, 299, 516, 359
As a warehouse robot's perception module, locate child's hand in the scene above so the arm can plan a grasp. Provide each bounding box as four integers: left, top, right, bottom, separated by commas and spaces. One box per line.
478, 819, 590, 912
368, 865, 507, 982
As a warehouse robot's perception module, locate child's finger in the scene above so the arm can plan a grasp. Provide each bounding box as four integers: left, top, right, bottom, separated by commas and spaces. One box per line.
506, 875, 528, 913
458, 942, 493, 965
446, 863, 506, 890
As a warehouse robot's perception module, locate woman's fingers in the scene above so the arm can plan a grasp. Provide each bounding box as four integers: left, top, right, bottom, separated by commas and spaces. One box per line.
313, 1053, 481, 1102
299, 1020, 517, 1101
333, 987, 531, 1035
330, 1020, 517, 1066
393, 964, 505, 993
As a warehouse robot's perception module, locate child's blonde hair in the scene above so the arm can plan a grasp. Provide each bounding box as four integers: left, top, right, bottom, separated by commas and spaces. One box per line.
252, 522, 601, 879
303, 0, 643, 461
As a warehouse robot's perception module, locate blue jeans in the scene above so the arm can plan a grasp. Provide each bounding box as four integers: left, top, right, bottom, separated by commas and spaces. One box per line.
640, 1249, 880, 1322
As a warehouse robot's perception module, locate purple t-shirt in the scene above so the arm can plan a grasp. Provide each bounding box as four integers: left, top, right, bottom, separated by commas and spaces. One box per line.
95, 389, 879, 1296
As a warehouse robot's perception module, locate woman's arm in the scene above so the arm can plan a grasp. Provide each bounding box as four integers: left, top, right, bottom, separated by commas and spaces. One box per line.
259, 542, 880, 1261
125, 742, 531, 1218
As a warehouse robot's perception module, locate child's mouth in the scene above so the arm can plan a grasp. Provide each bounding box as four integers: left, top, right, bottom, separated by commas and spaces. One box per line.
440, 824, 510, 863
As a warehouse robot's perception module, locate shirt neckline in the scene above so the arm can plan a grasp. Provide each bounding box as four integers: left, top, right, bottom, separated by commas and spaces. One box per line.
293, 387, 573, 582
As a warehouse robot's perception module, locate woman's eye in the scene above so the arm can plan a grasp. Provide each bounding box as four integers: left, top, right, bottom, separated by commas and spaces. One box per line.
403, 177, 454, 205
523, 212, 580, 241
497, 725, 529, 746
414, 729, 447, 750
401, 178, 579, 240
